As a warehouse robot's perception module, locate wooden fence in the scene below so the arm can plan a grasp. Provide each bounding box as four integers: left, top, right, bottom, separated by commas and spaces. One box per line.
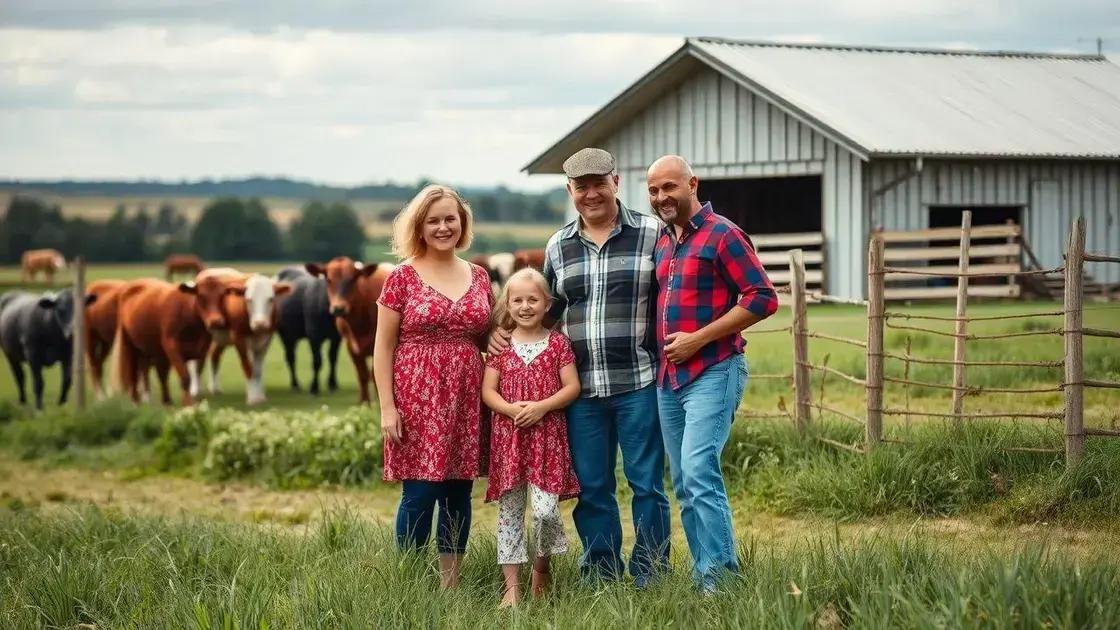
748, 212, 1116, 466
752, 231, 825, 302
1063, 216, 1120, 461
878, 220, 1026, 300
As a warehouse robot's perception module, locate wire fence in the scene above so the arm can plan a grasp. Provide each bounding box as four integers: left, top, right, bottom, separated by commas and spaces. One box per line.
751, 211, 1116, 466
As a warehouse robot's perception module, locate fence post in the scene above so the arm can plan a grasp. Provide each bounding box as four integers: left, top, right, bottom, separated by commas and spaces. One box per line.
952, 210, 972, 420
1064, 217, 1085, 465
71, 257, 87, 411
866, 234, 885, 447
789, 249, 811, 433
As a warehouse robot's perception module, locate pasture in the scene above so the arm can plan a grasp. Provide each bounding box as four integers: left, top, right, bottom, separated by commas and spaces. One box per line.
1, 260, 1119, 627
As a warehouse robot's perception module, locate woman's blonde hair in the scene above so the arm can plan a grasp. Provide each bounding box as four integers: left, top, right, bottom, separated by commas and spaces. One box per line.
493, 267, 553, 331
390, 184, 474, 259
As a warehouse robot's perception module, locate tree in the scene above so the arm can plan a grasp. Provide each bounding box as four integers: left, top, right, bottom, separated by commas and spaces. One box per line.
288, 201, 366, 262
2, 195, 66, 263
190, 197, 285, 261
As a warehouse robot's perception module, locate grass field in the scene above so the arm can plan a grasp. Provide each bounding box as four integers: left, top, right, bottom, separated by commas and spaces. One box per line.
1, 263, 1119, 627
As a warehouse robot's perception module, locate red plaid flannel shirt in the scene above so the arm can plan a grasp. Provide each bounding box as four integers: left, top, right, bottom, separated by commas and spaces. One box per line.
655, 203, 778, 390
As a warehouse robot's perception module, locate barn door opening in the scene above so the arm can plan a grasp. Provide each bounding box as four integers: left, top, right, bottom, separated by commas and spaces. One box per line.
697, 175, 824, 294
699, 175, 822, 234
928, 205, 1022, 229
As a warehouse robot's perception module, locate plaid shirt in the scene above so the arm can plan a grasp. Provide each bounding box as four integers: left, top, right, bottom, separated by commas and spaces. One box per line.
543, 202, 660, 398
655, 202, 778, 390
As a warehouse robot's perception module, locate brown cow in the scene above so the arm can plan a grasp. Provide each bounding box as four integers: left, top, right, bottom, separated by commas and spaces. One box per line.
165, 254, 204, 281
513, 248, 545, 272
21, 249, 66, 284
204, 271, 291, 404
116, 278, 224, 406
306, 257, 392, 404
84, 279, 126, 398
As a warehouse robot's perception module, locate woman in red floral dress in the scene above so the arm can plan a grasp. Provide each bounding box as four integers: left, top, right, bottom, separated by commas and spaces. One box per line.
481, 268, 581, 606
373, 184, 493, 589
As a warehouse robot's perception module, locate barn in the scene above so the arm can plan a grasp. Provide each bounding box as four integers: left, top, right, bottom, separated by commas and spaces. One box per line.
525, 38, 1120, 300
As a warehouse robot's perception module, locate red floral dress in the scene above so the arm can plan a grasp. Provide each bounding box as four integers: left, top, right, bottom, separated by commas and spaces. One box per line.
485, 331, 582, 502
378, 262, 493, 481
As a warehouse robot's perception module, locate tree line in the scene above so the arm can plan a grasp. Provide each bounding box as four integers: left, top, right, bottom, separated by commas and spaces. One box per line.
0, 188, 565, 264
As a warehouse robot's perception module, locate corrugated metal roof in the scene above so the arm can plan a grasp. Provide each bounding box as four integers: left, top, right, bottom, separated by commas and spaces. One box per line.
690, 37, 1120, 159
525, 38, 1120, 172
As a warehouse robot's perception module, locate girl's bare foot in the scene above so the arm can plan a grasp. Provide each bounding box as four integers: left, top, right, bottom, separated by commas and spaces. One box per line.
500, 563, 523, 608
531, 557, 551, 598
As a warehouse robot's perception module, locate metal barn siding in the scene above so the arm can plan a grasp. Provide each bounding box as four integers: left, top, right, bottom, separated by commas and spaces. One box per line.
869, 159, 1120, 285
597, 66, 865, 298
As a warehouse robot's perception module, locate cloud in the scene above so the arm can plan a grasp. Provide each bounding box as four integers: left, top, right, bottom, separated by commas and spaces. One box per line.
0, 1, 1117, 187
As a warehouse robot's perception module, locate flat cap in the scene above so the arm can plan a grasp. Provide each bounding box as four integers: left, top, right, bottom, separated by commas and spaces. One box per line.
562, 148, 615, 178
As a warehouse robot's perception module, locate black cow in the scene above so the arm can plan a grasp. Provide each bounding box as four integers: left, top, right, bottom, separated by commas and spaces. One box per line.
275, 266, 342, 395
0, 289, 96, 409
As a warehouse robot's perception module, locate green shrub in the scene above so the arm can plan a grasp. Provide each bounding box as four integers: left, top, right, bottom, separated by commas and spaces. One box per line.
0, 399, 26, 424
201, 405, 381, 487
2, 398, 165, 458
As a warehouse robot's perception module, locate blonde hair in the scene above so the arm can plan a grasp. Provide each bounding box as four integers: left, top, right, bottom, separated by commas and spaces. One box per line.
390, 184, 474, 259
493, 267, 552, 331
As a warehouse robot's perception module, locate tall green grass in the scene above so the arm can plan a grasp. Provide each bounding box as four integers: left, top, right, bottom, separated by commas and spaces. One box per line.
3, 401, 1116, 524
724, 419, 1120, 524
0, 507, 1117, 628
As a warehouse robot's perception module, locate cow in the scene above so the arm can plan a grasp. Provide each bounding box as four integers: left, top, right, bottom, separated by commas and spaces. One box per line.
470, 252, 515, 294
116, 279, 219, 406
275, 266, 343, 396
513, 248, 546, 272
20, 249, 67, 285
207, 273, 291, 405
165, 254, 204, 281
0, 289, 96, 409
83, 279, 127, 399
305, 257, 393, 404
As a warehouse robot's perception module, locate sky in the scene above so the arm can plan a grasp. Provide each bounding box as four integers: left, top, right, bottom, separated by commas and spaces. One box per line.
1, 1, 1118, 191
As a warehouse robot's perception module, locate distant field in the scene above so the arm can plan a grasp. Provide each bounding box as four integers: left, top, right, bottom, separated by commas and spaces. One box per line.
0, 192, 566, 242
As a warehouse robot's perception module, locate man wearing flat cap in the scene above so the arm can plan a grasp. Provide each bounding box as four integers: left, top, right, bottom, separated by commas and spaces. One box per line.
490, 148, 670, 585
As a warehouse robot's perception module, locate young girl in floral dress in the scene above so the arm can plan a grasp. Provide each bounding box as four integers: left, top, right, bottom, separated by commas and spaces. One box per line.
481, 268, 581, 607
373, 184, 493, 589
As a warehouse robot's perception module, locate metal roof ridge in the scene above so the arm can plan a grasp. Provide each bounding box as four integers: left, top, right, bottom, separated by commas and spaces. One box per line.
687, 36, 1106, 61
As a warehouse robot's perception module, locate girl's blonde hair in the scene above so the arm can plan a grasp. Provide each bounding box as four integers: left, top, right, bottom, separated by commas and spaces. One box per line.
493, 267, 552, 331
390, 184, 474, 259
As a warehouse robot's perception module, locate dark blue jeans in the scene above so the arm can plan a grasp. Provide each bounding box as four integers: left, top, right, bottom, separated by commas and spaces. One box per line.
566, 384, 671, 581
395, 479, 473, 554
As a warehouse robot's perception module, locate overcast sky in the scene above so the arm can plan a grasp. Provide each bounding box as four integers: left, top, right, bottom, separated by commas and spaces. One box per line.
1, 1, 1118, 190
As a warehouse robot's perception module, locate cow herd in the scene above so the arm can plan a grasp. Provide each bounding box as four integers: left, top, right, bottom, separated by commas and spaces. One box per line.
1, 248, 545, 410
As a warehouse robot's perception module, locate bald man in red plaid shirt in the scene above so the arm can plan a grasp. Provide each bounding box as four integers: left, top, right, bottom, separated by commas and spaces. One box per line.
647, 155, 778, 593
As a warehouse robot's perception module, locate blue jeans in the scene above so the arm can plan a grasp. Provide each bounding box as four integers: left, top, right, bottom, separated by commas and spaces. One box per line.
395, 479, 473, 554
657, 354, 747, 589
567, 384, 671, 581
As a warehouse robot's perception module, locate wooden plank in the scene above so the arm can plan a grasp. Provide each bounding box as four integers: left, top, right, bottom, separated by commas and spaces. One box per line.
1065, 217, 1085, 465
790, 249, 810, 432
952, 212, 972, 420
879, 224, 1021, 243
71, 257, 86, 411
883, 243, 1020, 262
758, 250, 823, 265
884, 285, 1021, 300
763, 269, 824, 285
866, 235, 885, 447
884, 263, 1020, 281
752, 232, 825, 248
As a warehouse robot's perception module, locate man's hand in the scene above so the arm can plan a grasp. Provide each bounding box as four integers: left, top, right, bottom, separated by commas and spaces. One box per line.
512, 401, 548, 427
664, 331, 704, 364
487, 327, 512, 355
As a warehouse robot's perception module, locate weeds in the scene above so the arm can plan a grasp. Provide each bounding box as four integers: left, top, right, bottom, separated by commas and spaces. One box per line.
0, 507, 1116, 628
